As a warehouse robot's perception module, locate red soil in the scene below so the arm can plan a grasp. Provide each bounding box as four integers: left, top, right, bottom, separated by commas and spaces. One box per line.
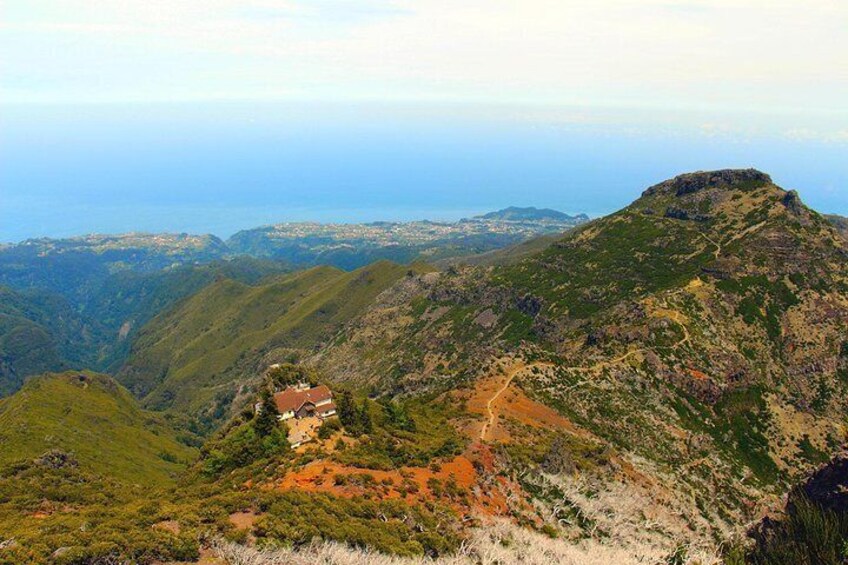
275, 454, 507, 516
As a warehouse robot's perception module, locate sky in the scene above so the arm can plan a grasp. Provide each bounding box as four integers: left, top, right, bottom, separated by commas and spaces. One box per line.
1, 1, 847, 241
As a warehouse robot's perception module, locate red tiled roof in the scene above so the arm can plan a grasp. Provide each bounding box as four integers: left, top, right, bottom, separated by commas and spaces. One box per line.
273, 385, 332, 414
317, 401, 336, 414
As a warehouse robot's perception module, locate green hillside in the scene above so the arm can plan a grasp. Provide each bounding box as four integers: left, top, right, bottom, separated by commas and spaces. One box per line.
315, 169, 848, 550
0, 258, 289, 399
118, 260, 430, 419
0, 233, 228, 305
81, 257, 290, 372
0, 288, 108, 396
0, 371, 196, 485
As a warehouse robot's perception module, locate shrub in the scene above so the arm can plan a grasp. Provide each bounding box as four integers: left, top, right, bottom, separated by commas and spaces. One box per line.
748, 495, 848, 565
317, 418, 341, 440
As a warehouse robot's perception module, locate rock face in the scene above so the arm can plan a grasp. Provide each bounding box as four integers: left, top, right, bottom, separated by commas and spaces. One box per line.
642, 168, 772, 197
782, 190, 804, 215
664, 206, 710, 222
793, 452, 848, 514
747, 451, 848, 559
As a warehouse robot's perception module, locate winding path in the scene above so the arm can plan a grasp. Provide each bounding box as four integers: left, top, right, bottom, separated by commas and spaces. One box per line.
480, 363, 530, 441
478, 307, 692, 442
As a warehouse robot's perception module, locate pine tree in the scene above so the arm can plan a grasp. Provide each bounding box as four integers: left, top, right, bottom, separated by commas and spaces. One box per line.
358, 399, 373, 435
253, 389, 279, 437
337, 390, 357, 431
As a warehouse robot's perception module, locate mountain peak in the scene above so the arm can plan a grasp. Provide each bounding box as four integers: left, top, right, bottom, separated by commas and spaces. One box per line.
642, 168, 772, 198
476, 206, 587, 222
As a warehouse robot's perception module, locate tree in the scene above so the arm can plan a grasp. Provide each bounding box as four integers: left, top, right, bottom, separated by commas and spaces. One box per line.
358, 400, 373, 435
253, 389, 279, 437
262, 421, 290, 455
267, 363, 319, 390
337, 390, 357, 430
337, 391, 373, 436
382, 401, 416, 432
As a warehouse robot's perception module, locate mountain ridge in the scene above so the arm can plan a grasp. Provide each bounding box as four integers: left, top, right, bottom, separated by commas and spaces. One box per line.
475, 206, 589, 222
308, 168, 848, 551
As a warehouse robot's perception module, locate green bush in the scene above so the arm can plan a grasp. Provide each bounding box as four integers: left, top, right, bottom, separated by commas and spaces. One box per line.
748, 496, 848, 565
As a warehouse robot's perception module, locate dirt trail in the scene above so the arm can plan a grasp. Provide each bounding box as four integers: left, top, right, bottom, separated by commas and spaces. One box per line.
478, 307, 691, 443
480, 363, 537, 441
563, 311, 690, 377
659, 213, 768, 261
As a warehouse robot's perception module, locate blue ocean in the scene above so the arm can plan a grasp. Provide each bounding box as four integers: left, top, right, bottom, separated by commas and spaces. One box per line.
2, 101, 846, 242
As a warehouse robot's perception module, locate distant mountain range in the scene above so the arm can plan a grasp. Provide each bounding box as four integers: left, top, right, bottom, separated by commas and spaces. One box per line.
475, 206, 589, 222
0, 208, 585, 399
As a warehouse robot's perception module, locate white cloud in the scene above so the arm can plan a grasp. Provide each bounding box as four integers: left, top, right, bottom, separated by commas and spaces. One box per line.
1, 0, 846, 120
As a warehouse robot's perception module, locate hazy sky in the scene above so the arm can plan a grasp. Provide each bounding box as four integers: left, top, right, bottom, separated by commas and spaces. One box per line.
1, 1, 846, 241
3, 1, 846, 116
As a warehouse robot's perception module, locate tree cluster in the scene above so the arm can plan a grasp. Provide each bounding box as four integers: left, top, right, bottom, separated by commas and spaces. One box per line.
336, 391, 373, 436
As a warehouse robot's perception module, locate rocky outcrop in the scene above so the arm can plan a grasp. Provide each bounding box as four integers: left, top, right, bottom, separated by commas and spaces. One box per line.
33, 449, 79, 470
642, 169, 772, 197
664, 206, 710, 222
782, 190, 804, 215
792, 451, 848, 514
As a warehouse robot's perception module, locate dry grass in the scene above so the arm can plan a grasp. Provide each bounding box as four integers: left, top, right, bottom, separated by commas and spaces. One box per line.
531, 471, 722, 552
210, 518, 720, 565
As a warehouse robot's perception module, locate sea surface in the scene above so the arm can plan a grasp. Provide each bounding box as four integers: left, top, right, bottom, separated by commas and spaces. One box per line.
2, 101, 846, 243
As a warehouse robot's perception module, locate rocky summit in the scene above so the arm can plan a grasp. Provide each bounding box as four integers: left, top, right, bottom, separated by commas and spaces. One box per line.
642, 168, 773, 197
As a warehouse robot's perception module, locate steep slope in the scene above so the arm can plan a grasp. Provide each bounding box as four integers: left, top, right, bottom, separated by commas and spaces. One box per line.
825, 213, 848, 239
81, 257, 290, 372
0, 258, 289, 398
0, 287, 108, 396
0, 371, 196, 485
313, 169, 848, 552
0, 371, 203, 564
118, 261, 430, 419
436, 232, 562, 268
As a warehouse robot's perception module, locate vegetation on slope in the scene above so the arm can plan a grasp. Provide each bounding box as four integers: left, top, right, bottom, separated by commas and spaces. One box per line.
0, 258, 290, 398
0, 371, 197, 485
118, 261, 432, 422
0, 379, 462, 564
0, 287, 110, 395
731, 453, 848, 565
314, 169, 848, 551
0, 233, 228, 305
